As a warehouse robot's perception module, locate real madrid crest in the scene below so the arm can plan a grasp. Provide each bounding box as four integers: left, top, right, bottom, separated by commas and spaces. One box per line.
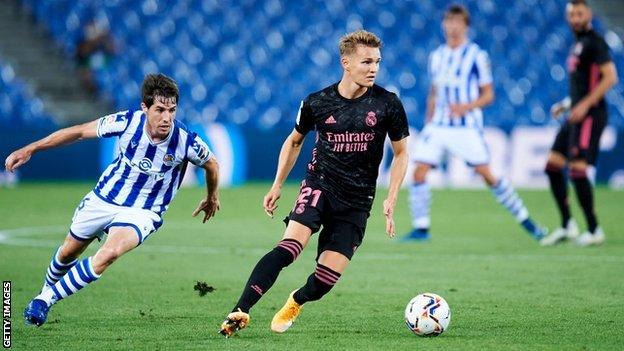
365, 111, 377, 127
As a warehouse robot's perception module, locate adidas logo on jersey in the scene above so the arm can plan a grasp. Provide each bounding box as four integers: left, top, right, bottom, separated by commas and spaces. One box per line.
325, 115, 337, 124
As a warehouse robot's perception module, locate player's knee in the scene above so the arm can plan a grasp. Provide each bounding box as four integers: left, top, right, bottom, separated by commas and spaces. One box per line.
93, 246, 123, 271
413, 166, 428, 183
545, 160, 564, 175
57, 246, 79, 263
569, 162, 588, 180
58, 239, 87, 263
545, 153, 566, 172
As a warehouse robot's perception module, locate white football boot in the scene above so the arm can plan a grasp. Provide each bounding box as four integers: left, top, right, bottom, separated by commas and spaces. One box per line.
575, 227, 605, 247
540, 218, 579, 246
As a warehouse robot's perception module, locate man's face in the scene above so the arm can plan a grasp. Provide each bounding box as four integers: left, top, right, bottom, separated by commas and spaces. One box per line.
566, 4, 592, 34
442, 14, 468, 44
342, 45, 381, 88
142, 96, 176, 137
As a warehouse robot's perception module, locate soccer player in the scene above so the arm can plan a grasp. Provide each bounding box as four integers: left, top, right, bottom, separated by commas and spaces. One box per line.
540, 0, 618, 247
218, 30, 409, 336
403, 5, 545, 241
4, 74, 220, 326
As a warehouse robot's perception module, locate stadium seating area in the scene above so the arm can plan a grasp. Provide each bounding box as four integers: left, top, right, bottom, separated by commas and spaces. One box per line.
19, 0, 624, 130
0, 57, 56, 128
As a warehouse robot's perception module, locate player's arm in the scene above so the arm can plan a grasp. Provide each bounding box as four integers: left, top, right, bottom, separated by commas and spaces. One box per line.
568, 62, 618, 123
4, 119, 99, 172
192, 157, 220, 223
450, 83, 494, 117
263, 129, 306, 217
383, 137, 409, 238
425, 85, 436, 122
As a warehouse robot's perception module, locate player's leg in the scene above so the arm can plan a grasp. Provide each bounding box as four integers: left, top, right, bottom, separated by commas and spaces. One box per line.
570, 159, 604, 245
570, 113, 607, 246
220, 180, 325, 336
219, 221, 312, 337
404, 125, 442, 241
40, 234, 94, 293
25, 202, 160, 326
25, 192, 107, 326
25, 226, 140, 326
37, 226, 139, 304
541, 122, 581, 246
545, 151, 573, 228
540, 151, 580, 245
403, 163, 432, 240
475, 164, 545, 240
271, 250, 349, 333
272, 213, 365, 333
449, 128, 544, 240
231, 221, 311, 314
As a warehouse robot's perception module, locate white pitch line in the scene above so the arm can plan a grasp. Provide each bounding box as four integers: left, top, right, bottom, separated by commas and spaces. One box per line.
0, 225, 622, 263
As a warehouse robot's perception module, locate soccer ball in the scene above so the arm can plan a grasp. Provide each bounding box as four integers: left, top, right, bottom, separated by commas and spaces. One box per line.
404, 293, 451, 336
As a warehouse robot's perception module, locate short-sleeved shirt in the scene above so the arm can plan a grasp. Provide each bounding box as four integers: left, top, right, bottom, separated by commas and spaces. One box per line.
429, 42, 492, 129
567, 29, 612, 111
93, 109, 213, 215
295, 83, 409, 211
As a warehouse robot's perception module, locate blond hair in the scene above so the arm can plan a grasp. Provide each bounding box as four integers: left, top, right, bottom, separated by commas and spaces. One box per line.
339, 30, 382, 56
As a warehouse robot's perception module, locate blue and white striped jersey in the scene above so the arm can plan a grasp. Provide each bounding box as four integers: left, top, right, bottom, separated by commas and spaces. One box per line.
429, 42, 492, 129
93, 110, 213, 215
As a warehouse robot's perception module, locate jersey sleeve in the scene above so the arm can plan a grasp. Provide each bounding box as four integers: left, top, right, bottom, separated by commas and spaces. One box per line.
474, 50, 493, 86
294, 97, 315, 135
387, 94, 410, 141
591, 36, 612, 65
96, 110, 132, 138
186, 133, 214, 166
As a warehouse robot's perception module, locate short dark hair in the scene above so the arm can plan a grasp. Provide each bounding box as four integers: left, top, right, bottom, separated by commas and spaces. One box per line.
141, 73, 179, 108
568, 0, 588, 6
444, 4, 470, 26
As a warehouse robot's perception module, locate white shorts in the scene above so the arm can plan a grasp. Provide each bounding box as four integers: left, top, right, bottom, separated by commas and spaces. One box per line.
69, 191, 163, 245
412, 125, 490, 167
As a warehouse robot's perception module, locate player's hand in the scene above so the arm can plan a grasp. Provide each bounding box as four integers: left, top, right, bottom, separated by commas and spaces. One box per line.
449, 103, 472, 117
4, 147, 33, 172
550, 102, 566, 119
568, 101, 590, 124
382, 198, 396, 238
192, 195, 220, 223
263, 186, 281, 218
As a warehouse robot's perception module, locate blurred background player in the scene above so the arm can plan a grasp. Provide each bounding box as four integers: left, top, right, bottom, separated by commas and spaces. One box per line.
4, 73, 220, 326
219, 30, 409, 337
403, 4, 545, 241
541, 0, 618, 247
75, 14, 115, 95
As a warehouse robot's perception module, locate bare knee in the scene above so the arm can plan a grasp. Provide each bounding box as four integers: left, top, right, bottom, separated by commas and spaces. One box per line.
413, 164, 430, 183
569, 160, 587, 172
92, 247, 123, 274
318, 250, 350, 274
546, 152, 567, 169
474, 165, 497, 186
58, 235, 92, 263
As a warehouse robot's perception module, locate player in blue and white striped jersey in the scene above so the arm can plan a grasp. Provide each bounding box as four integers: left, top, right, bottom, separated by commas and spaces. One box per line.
404, 5, 545, 241
5, 74, 220, 326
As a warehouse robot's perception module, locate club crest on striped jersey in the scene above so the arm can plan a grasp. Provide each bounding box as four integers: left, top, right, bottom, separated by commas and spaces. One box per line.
163, 154, 175, 166
138, 158, 153, 172
365, 111, 377, 127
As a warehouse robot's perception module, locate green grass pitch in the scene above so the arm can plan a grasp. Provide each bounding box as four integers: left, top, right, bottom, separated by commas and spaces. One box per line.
1, 183, 622, 350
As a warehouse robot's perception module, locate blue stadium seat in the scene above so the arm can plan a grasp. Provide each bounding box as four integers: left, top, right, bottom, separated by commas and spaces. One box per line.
19, 0, 624, 131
